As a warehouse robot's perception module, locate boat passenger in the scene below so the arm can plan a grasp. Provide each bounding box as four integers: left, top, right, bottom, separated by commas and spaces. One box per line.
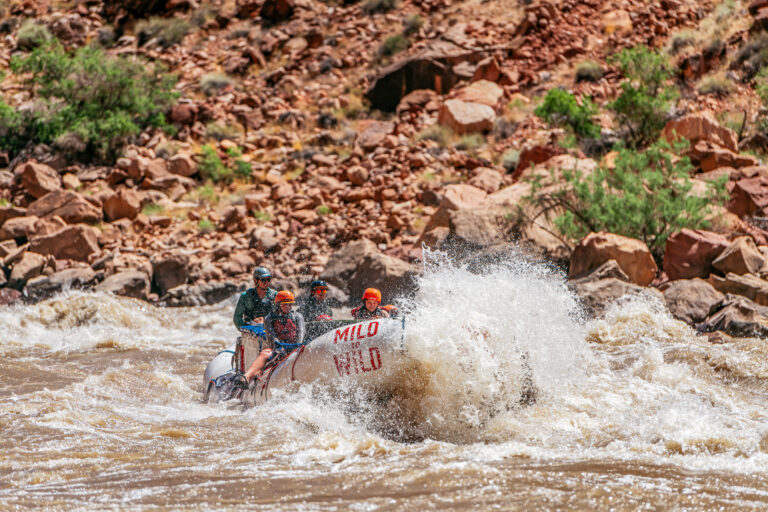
351, 288, 390, 320
300, 279, 334, 321
234, 290, 305, 388
233, 266, 277, 329
381, 304, 399, 318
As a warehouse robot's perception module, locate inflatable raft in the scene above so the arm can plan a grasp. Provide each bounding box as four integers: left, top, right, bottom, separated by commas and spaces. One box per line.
203, 317, 407, 406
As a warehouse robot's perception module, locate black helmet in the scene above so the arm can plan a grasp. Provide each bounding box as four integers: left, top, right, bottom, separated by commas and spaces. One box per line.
310, 279, 327, 290
253, 267, 272, 280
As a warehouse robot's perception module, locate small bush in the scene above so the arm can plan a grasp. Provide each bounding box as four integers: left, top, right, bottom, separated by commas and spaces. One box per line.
0, 41, 178, 162
525, 140, 727, 255
534, 88, 600, 139
732, 34, 768, 80
200, 72, 234, 96
500, 148, 520, 172
403, 14, 424, 36
415, 124, 452, 147
142, 203, 164, 216
198, 144, 232, 182
16, 20, 51, 50
574, 60, 604, 83
379, 34, 409, 58
253, 210, 271, 222
669, 30, 696, 55
226, 146, 252, 179
198, 218, 215, 233
697, 74, 734, 96
316, 205, 333, 216
363, 0, 398, 14
205, 122, 241, 141
455, 133, 485, 151
608, 45, 677, 148
197, 184, 217, 203
136, 16, 189, 49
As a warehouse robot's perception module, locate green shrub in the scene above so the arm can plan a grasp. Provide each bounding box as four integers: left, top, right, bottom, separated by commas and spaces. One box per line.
534, 88, 600, 139
574, 60, 604, 83
500, 148, 520, 172
226, 146, 252, 179
363, 0, 398, 14
200, 72, 234, 96
16, 20, 51, 50
608, 46, 677, 148
379, 34, 409, 58
697, 74, 734, 96
526, 140, 727, 255
198, 144, 232, 182
198, 218, 215, 233
205, 122, 241, 141
142, 202, 164, 216
403, 14, 424, 36
455, 133, 485, 150
252, 210, 271, 222
136, 16, 189, 48
0, 41, 178, 162
415, 124, 452, 147
316, 205, 333, 216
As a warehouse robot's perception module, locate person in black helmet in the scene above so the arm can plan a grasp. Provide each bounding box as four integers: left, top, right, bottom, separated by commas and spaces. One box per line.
233, 267, 277, 329
299, 280, 333, 322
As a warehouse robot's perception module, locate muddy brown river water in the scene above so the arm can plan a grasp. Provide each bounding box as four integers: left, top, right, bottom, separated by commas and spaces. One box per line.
3, 258, 768, 510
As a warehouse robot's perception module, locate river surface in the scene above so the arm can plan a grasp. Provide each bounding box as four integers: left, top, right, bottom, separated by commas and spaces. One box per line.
3, 255, 768, 510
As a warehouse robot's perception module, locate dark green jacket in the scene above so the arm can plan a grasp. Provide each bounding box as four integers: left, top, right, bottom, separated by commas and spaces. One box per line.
299, 297, 333, 322
233, 287, 277, 329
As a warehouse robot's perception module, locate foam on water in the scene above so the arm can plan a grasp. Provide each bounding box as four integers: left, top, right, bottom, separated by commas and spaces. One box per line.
5, 248, 768, 501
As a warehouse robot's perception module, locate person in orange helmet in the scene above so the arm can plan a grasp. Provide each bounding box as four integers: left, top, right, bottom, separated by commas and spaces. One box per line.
351, 288, 390, 320
234, 290, 305, 388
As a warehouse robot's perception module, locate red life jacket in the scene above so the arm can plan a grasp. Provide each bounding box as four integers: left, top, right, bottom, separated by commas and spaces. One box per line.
271, 312, 299, 344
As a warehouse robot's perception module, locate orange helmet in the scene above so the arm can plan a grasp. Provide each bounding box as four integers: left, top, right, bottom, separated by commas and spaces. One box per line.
275, 290, 295, 304
362, 288, 381, 303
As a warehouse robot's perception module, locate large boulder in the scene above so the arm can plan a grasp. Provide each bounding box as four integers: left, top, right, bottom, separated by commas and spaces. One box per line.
452, 80, 504, 109
151, 252, 189, 296
729, 176, 768, 218
569, 232, 657, 286
421, 183, 487, 233
365, 40, 485, 111
447, 207, 514, 249
27, 190, 103, 224
712, 236, 765, 275
438, 99, 495, 134
0, 215, 66, 242
570, 277, 658, 316
662, 278, 724, 325
0, 206, 27, 227
356, 121, 395, 152
159, 281, 242, 307
24, 267, 97, 301
95, 270, 150, 300
321, 239, 419, 303
18, 160, 61, 198
8, 251, 46, 289
661, 114, 738, 152
663, 229, 729, 280
28, 225, 100, 262
699, 294, 768, 338
103, 188, 142, 221
708, 272, 768, 306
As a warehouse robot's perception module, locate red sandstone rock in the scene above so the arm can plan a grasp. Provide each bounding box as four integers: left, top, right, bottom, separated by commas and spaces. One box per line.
729, 176, 768, 218
103, 188, 143, 221
438, 99, 495, 134
570, 232, 658, 286
19, 161, 62, 199
168, 154, 198, 177
27, 190, 103, 224
468, 167, 503, 193
357, 121, 395, 152
662, 114, 738, 152
29, 225, 100, 262
712, 236, 765, 276
8, 251, 46, 289
664, 229, 729, 280
452, 80, 504, 109
151, 252, 189, 296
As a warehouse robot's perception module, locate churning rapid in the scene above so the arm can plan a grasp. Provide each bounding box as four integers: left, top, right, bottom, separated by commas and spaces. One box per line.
3, 252, 768, 509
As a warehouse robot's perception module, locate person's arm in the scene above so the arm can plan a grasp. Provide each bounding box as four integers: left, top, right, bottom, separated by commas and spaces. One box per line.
233, 293, 247, 329
379, 309, 390, 318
